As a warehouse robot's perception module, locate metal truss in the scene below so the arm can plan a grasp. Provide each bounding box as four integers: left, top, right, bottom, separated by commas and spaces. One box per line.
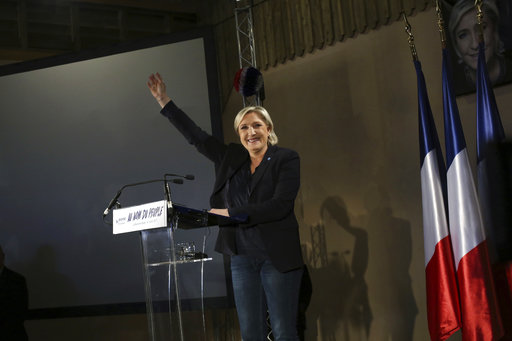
233, 0, 261, 107
310, 223, 328, 268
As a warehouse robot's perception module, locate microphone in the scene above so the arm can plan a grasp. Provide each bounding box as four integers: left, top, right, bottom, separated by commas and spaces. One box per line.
163, 174, 191, 206
103, 190, 122, 218
102, 176, 192, 218
164, 173, 194, 181
102, 178, 169, 218
164, 179, 183, 202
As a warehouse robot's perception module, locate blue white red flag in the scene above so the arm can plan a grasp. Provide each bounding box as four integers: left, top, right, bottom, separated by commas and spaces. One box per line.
476, 42, 506, 260
442, 47, 503, 341
416, 59, 460, 341
475, 40, 512, 339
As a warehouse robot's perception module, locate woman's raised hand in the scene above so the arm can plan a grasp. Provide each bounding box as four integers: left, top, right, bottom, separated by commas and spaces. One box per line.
147, 73, 171, 108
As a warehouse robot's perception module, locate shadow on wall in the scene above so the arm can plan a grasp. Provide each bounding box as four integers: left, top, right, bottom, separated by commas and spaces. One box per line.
300, 189, 417, 340
15, 245, 78, 310
363, 185, 418, 341
302, 196, 372, 341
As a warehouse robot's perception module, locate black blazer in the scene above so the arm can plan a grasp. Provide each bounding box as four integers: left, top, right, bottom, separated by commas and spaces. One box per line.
161, 101, 303, 272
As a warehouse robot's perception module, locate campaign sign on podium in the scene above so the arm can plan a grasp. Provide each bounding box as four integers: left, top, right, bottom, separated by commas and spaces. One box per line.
112, 200, 167, 234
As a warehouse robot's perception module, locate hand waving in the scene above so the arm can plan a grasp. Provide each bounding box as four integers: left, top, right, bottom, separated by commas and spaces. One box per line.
147, 73, 171, 108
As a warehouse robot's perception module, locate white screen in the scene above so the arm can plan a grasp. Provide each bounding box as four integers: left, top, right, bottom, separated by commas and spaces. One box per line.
0, 33, 227, 310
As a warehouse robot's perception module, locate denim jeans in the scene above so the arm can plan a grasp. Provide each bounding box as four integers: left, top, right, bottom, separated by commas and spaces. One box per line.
231, 255, 303, 341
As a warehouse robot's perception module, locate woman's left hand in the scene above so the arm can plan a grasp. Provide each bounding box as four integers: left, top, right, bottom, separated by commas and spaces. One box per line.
209, 208, 230, 217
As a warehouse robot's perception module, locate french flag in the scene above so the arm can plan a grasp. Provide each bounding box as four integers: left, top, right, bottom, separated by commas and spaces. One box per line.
416, 59, 461, 341
475, 40, 512, 339
442, 48, 503, 341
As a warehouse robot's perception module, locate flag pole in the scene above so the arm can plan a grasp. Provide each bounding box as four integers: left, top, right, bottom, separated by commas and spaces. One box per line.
405, 9, 463, 339
475, 0, 484, 43
434, 0, 447, 49
402, 12, 418, 61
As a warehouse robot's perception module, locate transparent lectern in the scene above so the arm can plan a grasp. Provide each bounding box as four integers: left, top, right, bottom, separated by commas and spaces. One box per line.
113, 200, 224, 341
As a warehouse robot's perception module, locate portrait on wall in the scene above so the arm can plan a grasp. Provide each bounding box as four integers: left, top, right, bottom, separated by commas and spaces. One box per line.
441, 0, 512, 95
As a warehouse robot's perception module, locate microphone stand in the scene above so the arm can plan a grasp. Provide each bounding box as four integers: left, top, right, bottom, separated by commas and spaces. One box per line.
161, 173, 194, 341
102, 179, 166, 223
163, 174, 193, 227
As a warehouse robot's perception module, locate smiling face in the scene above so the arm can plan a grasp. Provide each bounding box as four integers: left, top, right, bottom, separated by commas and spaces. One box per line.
454, 8, 497, 70
237, 111, 271, 156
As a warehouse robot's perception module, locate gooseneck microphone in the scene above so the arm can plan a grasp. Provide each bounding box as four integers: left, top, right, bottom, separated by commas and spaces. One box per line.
103, 190, 122, 217
163, 173, 194, 206
102, 174, 194, 218
103, 179, 171, 218
164, 173, 195, 181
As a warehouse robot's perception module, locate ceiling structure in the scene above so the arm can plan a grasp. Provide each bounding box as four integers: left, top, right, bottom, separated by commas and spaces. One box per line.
0, 0, 436, 69
0, 0, 432, 105
0, 0, 216, 65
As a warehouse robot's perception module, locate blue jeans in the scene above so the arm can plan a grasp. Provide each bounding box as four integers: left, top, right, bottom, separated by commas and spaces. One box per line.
231, 255, 303, 341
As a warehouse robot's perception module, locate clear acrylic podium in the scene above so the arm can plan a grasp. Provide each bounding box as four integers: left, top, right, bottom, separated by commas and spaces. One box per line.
114, 202, 223, 341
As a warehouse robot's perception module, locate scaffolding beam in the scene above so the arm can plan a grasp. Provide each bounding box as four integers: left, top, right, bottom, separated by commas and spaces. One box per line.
233, 0, 261, 107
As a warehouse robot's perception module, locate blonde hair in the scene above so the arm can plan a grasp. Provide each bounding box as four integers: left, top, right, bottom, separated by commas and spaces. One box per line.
233, 106, 279, 145
448, 0, 502, 61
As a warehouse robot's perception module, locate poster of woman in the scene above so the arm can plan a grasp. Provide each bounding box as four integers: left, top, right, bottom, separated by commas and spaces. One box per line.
442, 0, 512, 95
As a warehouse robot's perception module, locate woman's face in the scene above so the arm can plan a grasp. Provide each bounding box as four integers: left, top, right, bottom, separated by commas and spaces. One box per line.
237, 112, 270, 155
454, 8, 497, 70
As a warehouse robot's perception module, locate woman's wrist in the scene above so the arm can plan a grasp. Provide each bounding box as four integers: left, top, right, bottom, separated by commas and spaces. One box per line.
157, 94, 171, 108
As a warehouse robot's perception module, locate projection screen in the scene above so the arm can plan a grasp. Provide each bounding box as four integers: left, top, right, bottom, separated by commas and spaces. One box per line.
0, 29, 228, 313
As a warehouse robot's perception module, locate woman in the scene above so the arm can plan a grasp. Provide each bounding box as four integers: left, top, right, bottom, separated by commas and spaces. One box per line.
448, 0, 508, 89
147, 73, 304, 341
